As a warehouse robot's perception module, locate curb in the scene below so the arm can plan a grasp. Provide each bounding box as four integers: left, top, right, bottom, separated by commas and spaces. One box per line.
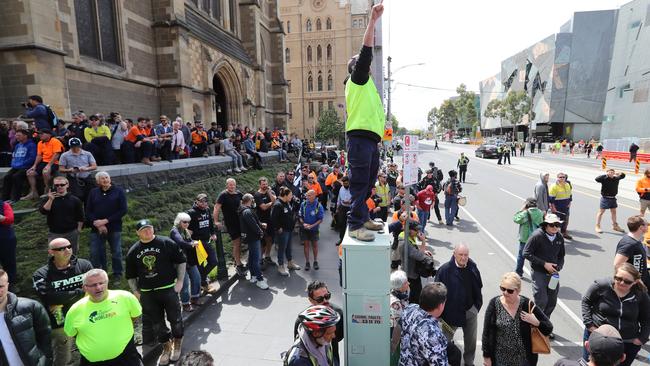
140, 273, 239, 363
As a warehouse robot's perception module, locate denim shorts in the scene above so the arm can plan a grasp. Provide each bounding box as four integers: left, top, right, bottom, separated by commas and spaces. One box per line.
600, 196, 617, 209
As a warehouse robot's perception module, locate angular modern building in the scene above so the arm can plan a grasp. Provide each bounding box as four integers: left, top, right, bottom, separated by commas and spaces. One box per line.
479, 9, 618, 141
0, 0, 288, 129
600, 0, 650, 144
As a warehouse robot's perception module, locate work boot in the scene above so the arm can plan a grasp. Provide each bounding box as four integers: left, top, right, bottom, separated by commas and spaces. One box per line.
141, 158, 153, 166
170, 338, 183, 362
287, 261, 301, 270
158, 340, 173, 365
349, 227, 375, 241
278, 264, 289, 276
595, 225, 603, 234
363, 220, 383, 231
612, 223, 625, 233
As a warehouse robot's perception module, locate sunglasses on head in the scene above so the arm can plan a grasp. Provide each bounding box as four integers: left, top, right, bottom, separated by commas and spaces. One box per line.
51, 245, 72, 252
311, 292, 332, 303
614, 276, 634, 285
499, 286, 516, 294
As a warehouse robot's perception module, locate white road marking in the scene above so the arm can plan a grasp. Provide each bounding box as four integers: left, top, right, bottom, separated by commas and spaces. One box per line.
499, 188, 525, 201
459, 206, 586, 329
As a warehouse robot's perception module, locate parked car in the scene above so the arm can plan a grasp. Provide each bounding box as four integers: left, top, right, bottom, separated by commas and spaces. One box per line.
475, 144, 499, 159
460, 137, 471, 144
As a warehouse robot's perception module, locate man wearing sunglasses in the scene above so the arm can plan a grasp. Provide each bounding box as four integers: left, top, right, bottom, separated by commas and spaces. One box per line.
33, 238, 93, 366
293, 281, 344, 365
39, 176, 85, 254
523, 213, 566, 335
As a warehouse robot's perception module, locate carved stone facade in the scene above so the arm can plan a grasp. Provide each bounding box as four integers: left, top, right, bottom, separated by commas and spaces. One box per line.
0, 0, 288, 130
279, 0, 381, 138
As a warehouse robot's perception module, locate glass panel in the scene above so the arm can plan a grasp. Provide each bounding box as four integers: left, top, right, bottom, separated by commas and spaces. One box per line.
202, 0, 211, 12
75, 0, 99, 59
229, 0, 236, 32
97, 0, 119, 64
211, 0, 221, 20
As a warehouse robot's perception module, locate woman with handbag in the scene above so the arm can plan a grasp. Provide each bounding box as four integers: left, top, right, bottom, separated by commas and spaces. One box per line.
482, 272, 553, 366
581, 263, 650, 366
170, 212, 202, 312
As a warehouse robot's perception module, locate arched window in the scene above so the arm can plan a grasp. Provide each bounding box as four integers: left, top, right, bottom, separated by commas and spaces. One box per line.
306, 19, 312, 32
316, 18, 322, 31
308, 73, 313, 92
326, 44, 332, 62
352, 19, 358, 28
326, 18, 332, 30
317, 72, 323, 91
306, 46, 312, 62
287, 20, 291, 33
317, 45, 322, 62
285, 48, 290, 63
327, 72, 333, 91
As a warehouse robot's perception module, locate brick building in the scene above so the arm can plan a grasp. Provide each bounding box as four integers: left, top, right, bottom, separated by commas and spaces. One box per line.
0, 0, 288, 130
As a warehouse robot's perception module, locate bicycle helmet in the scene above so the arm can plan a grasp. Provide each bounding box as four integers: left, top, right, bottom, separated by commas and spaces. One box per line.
298, 305, 340, 331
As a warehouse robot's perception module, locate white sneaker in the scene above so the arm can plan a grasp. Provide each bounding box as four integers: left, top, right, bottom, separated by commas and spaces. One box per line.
256, 279, 269, 290
249, 277, 258, 284
234, 168, 242, 173
240, 167, 248, 171
278, 265, 289, 276
287, 261, 301, 270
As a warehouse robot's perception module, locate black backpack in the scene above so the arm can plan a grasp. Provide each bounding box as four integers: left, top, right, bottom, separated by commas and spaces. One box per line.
45, 105, 58, 128
432, 167, 443, 182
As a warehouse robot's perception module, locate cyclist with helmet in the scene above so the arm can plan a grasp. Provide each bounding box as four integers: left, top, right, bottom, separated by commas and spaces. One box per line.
284, 305, 341, 366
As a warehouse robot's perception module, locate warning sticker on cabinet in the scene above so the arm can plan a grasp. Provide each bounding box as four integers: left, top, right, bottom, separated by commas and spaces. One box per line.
351, 314, 383, 324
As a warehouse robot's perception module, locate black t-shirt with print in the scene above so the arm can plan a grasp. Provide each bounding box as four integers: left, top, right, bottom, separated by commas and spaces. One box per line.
126, 235, 186, 291
616, 235, 650, 287
216, 190, 243, 227
254, 190, 274, 223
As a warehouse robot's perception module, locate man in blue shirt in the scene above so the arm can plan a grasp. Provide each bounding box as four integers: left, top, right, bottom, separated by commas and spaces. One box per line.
2, 129, 36, 202
24, 95, 50, 131
300, 190, 324, 271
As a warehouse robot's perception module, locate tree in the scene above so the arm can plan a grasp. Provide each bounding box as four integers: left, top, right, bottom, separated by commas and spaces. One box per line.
453, 84, 479, 135
436, 99, 458, 132
391, 115, 399, 132
316, 109, 344, 146
427, 107, 438, 131
483, 91, 533, 141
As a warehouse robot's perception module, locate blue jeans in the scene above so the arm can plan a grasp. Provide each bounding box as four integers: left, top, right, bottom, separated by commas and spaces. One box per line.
275, 231, 293, 265
90, 231, 123, 276
444, 195, 458, 226
247, 240, 263, 281
515, 242, 525, 276
347, 136, 380, 231
180, 265, 201, 304
417, 208, 429, 232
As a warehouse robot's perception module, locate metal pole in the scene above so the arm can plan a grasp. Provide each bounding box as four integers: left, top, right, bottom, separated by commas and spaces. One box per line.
386, 56, 392, 126
403, 189, 410, 274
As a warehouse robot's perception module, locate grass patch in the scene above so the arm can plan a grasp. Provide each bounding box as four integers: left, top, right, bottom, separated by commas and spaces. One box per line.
12, 164, 292, 298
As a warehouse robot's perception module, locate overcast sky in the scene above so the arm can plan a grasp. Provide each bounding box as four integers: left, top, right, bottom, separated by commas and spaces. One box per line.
382, 0, 627, 130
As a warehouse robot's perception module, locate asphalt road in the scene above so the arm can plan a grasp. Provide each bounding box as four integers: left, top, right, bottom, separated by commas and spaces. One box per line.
149, 141, 650, 365
417, 141, 649, 366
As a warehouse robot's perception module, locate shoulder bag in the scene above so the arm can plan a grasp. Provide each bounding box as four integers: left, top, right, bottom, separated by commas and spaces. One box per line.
528, 300, 551, 354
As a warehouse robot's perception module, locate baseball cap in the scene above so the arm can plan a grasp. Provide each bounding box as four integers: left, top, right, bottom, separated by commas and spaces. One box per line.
69, 138, 82, 148
136, 219, 153, 232
588, 325, 624, 364
196, 193, 208, 202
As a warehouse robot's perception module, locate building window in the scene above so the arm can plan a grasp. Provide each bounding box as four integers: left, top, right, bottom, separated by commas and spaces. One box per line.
201, 0, 210, 12
359, 19, 364, 28
287, 80, 291, 93
326, 44, 331, 62
306, 19, 312, 32
316, 18, 322, 31
308, 73, 313, 92
307, 46, 312, 62
74, 0, 120, 65
352, 19, 358, 28
317, 72, 323, 91
317, 45, 322, 62
287, 20, 291, 33
328, 101, 334, 110
318, 101, 324, 116
327, 72, 333, 91
229, 0, 236, 32
285, 48, 290, 63
289, 103, 292, 119
309, 102, 314, 117
326, 18, 331, 30
211, 0, 221, 20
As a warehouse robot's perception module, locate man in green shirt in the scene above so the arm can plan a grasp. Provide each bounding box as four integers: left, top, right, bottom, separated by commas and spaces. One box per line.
64, 268, 142, 365
512, 198, 544, 277
344, 0, 385, 242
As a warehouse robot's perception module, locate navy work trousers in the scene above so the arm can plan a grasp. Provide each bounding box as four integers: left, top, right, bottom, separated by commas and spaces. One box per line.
346, 136, 379, 231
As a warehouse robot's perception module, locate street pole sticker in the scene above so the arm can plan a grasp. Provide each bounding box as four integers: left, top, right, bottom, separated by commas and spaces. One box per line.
403, 135, 419, 186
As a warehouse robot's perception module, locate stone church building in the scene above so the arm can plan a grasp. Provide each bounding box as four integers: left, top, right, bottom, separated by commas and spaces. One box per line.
0, 0, 289, 130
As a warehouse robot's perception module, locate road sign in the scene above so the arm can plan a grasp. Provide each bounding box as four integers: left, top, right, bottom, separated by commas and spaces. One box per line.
403, 135, 419, 186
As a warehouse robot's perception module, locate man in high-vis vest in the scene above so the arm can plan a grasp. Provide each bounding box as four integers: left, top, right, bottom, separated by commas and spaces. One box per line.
344, 0, 385, 242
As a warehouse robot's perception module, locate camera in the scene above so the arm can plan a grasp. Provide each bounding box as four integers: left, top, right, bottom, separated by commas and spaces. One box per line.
21, 102, 27, 108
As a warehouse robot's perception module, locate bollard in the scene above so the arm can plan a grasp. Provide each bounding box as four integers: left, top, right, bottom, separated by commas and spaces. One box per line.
636, 158, 640, 174
601, 157, 607, 170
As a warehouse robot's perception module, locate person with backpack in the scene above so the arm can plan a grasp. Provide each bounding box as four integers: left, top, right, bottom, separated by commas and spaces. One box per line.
285, 305, 340, 366
513, 198, 544, 277
443, 171, 462, 227
23, 95, 53, 132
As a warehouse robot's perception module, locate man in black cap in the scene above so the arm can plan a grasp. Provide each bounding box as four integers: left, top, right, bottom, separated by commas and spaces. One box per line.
58, 137, 97, 201
126, 219, 186, 365
554, 324, 626, 366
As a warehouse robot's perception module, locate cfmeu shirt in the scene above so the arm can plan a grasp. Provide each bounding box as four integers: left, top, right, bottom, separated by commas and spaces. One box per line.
125, 235, 186, 291
64, 290, 142, 362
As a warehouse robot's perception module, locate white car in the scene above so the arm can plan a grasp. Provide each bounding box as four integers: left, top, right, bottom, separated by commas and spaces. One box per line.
460, 138, 471, 144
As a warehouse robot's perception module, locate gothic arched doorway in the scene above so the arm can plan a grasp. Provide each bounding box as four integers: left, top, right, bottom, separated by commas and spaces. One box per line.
213, 75, 228, 130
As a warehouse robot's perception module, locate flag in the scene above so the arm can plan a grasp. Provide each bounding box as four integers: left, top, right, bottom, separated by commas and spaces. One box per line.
293, 147, 303, 186
196, 240, 208, 267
